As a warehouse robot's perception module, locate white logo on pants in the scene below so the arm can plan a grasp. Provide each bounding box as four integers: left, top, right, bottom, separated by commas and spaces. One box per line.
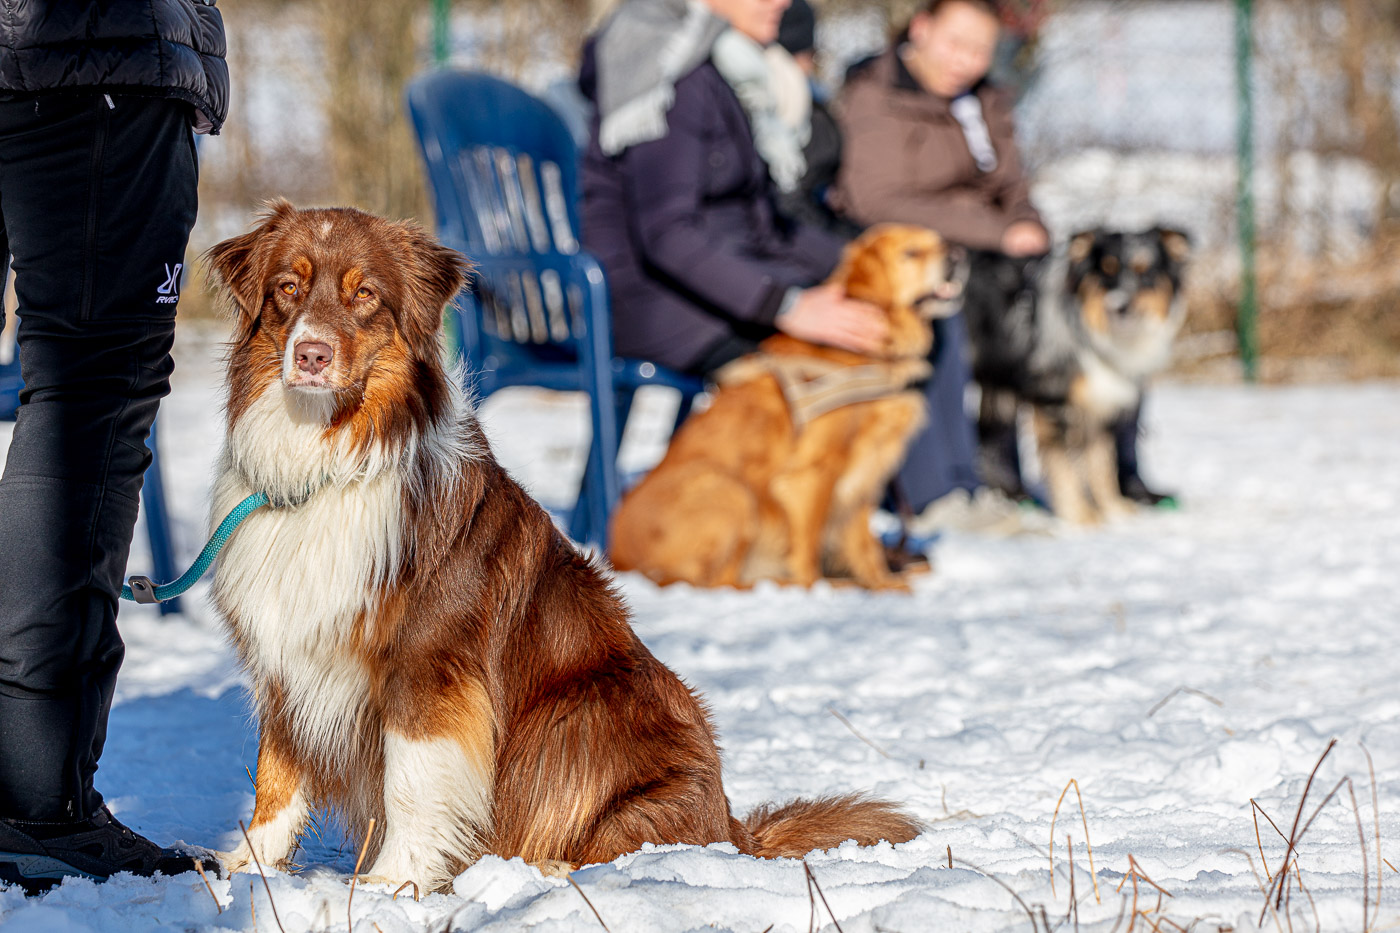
156, 263, 183, 304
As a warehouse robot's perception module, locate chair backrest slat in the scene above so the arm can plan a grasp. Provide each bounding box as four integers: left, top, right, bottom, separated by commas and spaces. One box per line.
540, 161, 579, 255
493, 148, 534, 254
515, 153, 554, 253
539, 269, 570, 343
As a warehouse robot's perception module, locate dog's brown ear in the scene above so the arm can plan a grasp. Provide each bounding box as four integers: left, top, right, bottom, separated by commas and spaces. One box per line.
396, 221, 471, 353
205, 199, 298, 324
1157, 227, 1192, 264
841, 235, 893, 307
1067, 230, 1098, 263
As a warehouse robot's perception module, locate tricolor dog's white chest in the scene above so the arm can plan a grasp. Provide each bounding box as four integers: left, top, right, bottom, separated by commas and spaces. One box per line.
1074, 349, 1141, 422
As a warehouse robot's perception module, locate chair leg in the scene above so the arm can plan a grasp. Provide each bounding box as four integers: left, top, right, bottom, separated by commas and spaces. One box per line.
615, 388, 635, 440
568, 435, 596, 544
569, 384, 623, 550
142, 417, 181, 616
672, 389, 696, 435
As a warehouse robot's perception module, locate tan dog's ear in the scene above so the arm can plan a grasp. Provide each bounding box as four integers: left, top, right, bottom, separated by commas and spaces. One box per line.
841, 236, 893, 307
396, 221, 471, 354
1157, 227, 1192, 264
1067, 230, 1097, 263
204, 198, 298, 327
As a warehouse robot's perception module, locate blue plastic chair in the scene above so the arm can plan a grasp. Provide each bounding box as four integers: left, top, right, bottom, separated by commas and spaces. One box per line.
0, 329, 182, 615
406, 70, 704, 547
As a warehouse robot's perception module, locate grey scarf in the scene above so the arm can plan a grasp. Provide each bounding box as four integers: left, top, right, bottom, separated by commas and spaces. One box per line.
594, 0, 806, 191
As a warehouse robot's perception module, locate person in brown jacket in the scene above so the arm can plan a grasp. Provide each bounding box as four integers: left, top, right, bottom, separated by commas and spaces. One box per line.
823, 0, 1047, 525
835, 0, 1176, 512
834, 0, 1048, 256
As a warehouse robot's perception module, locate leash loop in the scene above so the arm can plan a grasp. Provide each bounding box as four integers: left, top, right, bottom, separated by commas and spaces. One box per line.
119, 491, 271, 604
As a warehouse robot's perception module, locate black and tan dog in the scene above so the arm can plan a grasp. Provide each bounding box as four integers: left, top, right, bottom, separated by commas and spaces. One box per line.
961, 227, 1191, 524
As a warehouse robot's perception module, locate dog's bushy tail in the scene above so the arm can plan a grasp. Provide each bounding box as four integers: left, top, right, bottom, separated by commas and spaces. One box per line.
733, 794, 922, 858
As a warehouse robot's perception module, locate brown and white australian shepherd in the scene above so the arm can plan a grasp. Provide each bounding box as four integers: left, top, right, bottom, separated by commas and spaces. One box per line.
205, 202, 920, 893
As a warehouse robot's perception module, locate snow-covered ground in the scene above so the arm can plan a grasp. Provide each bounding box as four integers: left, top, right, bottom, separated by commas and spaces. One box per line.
2, 322, 1398, 933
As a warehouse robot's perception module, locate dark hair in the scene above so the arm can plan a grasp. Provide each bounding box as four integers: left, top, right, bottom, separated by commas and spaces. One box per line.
777, 0, 816, 56
918, 0, 1000, 18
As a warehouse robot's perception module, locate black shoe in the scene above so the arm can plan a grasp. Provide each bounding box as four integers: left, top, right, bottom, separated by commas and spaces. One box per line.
0, 806, 217, 896
1120, 473, 1178, 508
885, 539, 932, 575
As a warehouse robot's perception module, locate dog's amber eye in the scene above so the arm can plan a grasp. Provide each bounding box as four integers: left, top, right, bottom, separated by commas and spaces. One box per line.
280, 282, 298, 297
355, 287, 373, 301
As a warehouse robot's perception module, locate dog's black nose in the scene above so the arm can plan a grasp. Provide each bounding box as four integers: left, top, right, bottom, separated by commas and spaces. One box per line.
295, 341, 334, 375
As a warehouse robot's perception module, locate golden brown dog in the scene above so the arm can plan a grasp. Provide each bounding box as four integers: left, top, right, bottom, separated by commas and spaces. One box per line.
205, 203, 920, 894
609, 225, 961, 591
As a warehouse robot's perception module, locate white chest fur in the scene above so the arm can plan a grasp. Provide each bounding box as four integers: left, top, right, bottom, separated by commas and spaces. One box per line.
212, 386, 405, 756
1075, 349, 1142, 422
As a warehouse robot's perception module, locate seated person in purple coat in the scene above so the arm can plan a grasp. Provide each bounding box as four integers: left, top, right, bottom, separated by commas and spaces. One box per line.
578, 0, 888, 379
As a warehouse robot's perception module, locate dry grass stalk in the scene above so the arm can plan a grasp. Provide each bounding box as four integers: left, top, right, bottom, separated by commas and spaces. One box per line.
1066, 836, 1079, 933
1266, 772, 1351, 923
1346, 779, 1372, 933
1049, 779, 1101, 904
392, 880, 420, 902
804, 861, 847, 933
1386, 859, 1398, 874
238, 820, 287, 933
947, 844, 953, 869
193, 858, 222, 914
348, 817, 377, 933
949, 854, 1042, 931
250, 880, 257, 931
1146, 687, 1224, 719
827, 706, 893, 760
1251, 798, 1290, 880
1113, 855, 1173, 933
1221, 847, 1285, 933
1293, 859, 1321, 933
567, 874, 612, 932
1363, 742, 1383, 930
1262, 738, 1337, 924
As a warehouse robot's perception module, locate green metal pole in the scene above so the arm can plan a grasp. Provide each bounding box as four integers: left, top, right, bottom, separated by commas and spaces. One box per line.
433, 0, 450, 66
430, 0, 459, 360
1235, 0, 1258, 382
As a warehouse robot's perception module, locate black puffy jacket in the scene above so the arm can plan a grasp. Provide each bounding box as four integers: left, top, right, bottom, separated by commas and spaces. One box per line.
0, 0, 227, 134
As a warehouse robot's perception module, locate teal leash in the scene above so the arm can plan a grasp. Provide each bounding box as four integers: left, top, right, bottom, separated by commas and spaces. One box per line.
121, 491, 271, 605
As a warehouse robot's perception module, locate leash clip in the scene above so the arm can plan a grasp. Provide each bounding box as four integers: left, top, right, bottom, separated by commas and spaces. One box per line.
127, 575, 160, 604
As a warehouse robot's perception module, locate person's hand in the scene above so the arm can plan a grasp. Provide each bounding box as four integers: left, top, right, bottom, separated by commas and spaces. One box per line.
776, 284, 890, 355
1001, 221, 1050, 257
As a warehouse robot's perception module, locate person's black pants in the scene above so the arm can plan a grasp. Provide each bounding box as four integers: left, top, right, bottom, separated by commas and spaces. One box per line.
0, 92, 197, 821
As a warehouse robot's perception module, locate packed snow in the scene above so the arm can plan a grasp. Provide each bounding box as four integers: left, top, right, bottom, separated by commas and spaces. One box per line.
1, 321, 1398, 932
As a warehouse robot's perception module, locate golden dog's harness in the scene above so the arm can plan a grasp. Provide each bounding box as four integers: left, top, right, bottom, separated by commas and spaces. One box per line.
715, 353, 932, 429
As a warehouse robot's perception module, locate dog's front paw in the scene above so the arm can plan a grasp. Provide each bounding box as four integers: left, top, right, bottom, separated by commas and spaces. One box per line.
529, 859, 577, 878
1099, 497, 1136, 521
220, 842, 292, 876
218, 846, 252, 875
